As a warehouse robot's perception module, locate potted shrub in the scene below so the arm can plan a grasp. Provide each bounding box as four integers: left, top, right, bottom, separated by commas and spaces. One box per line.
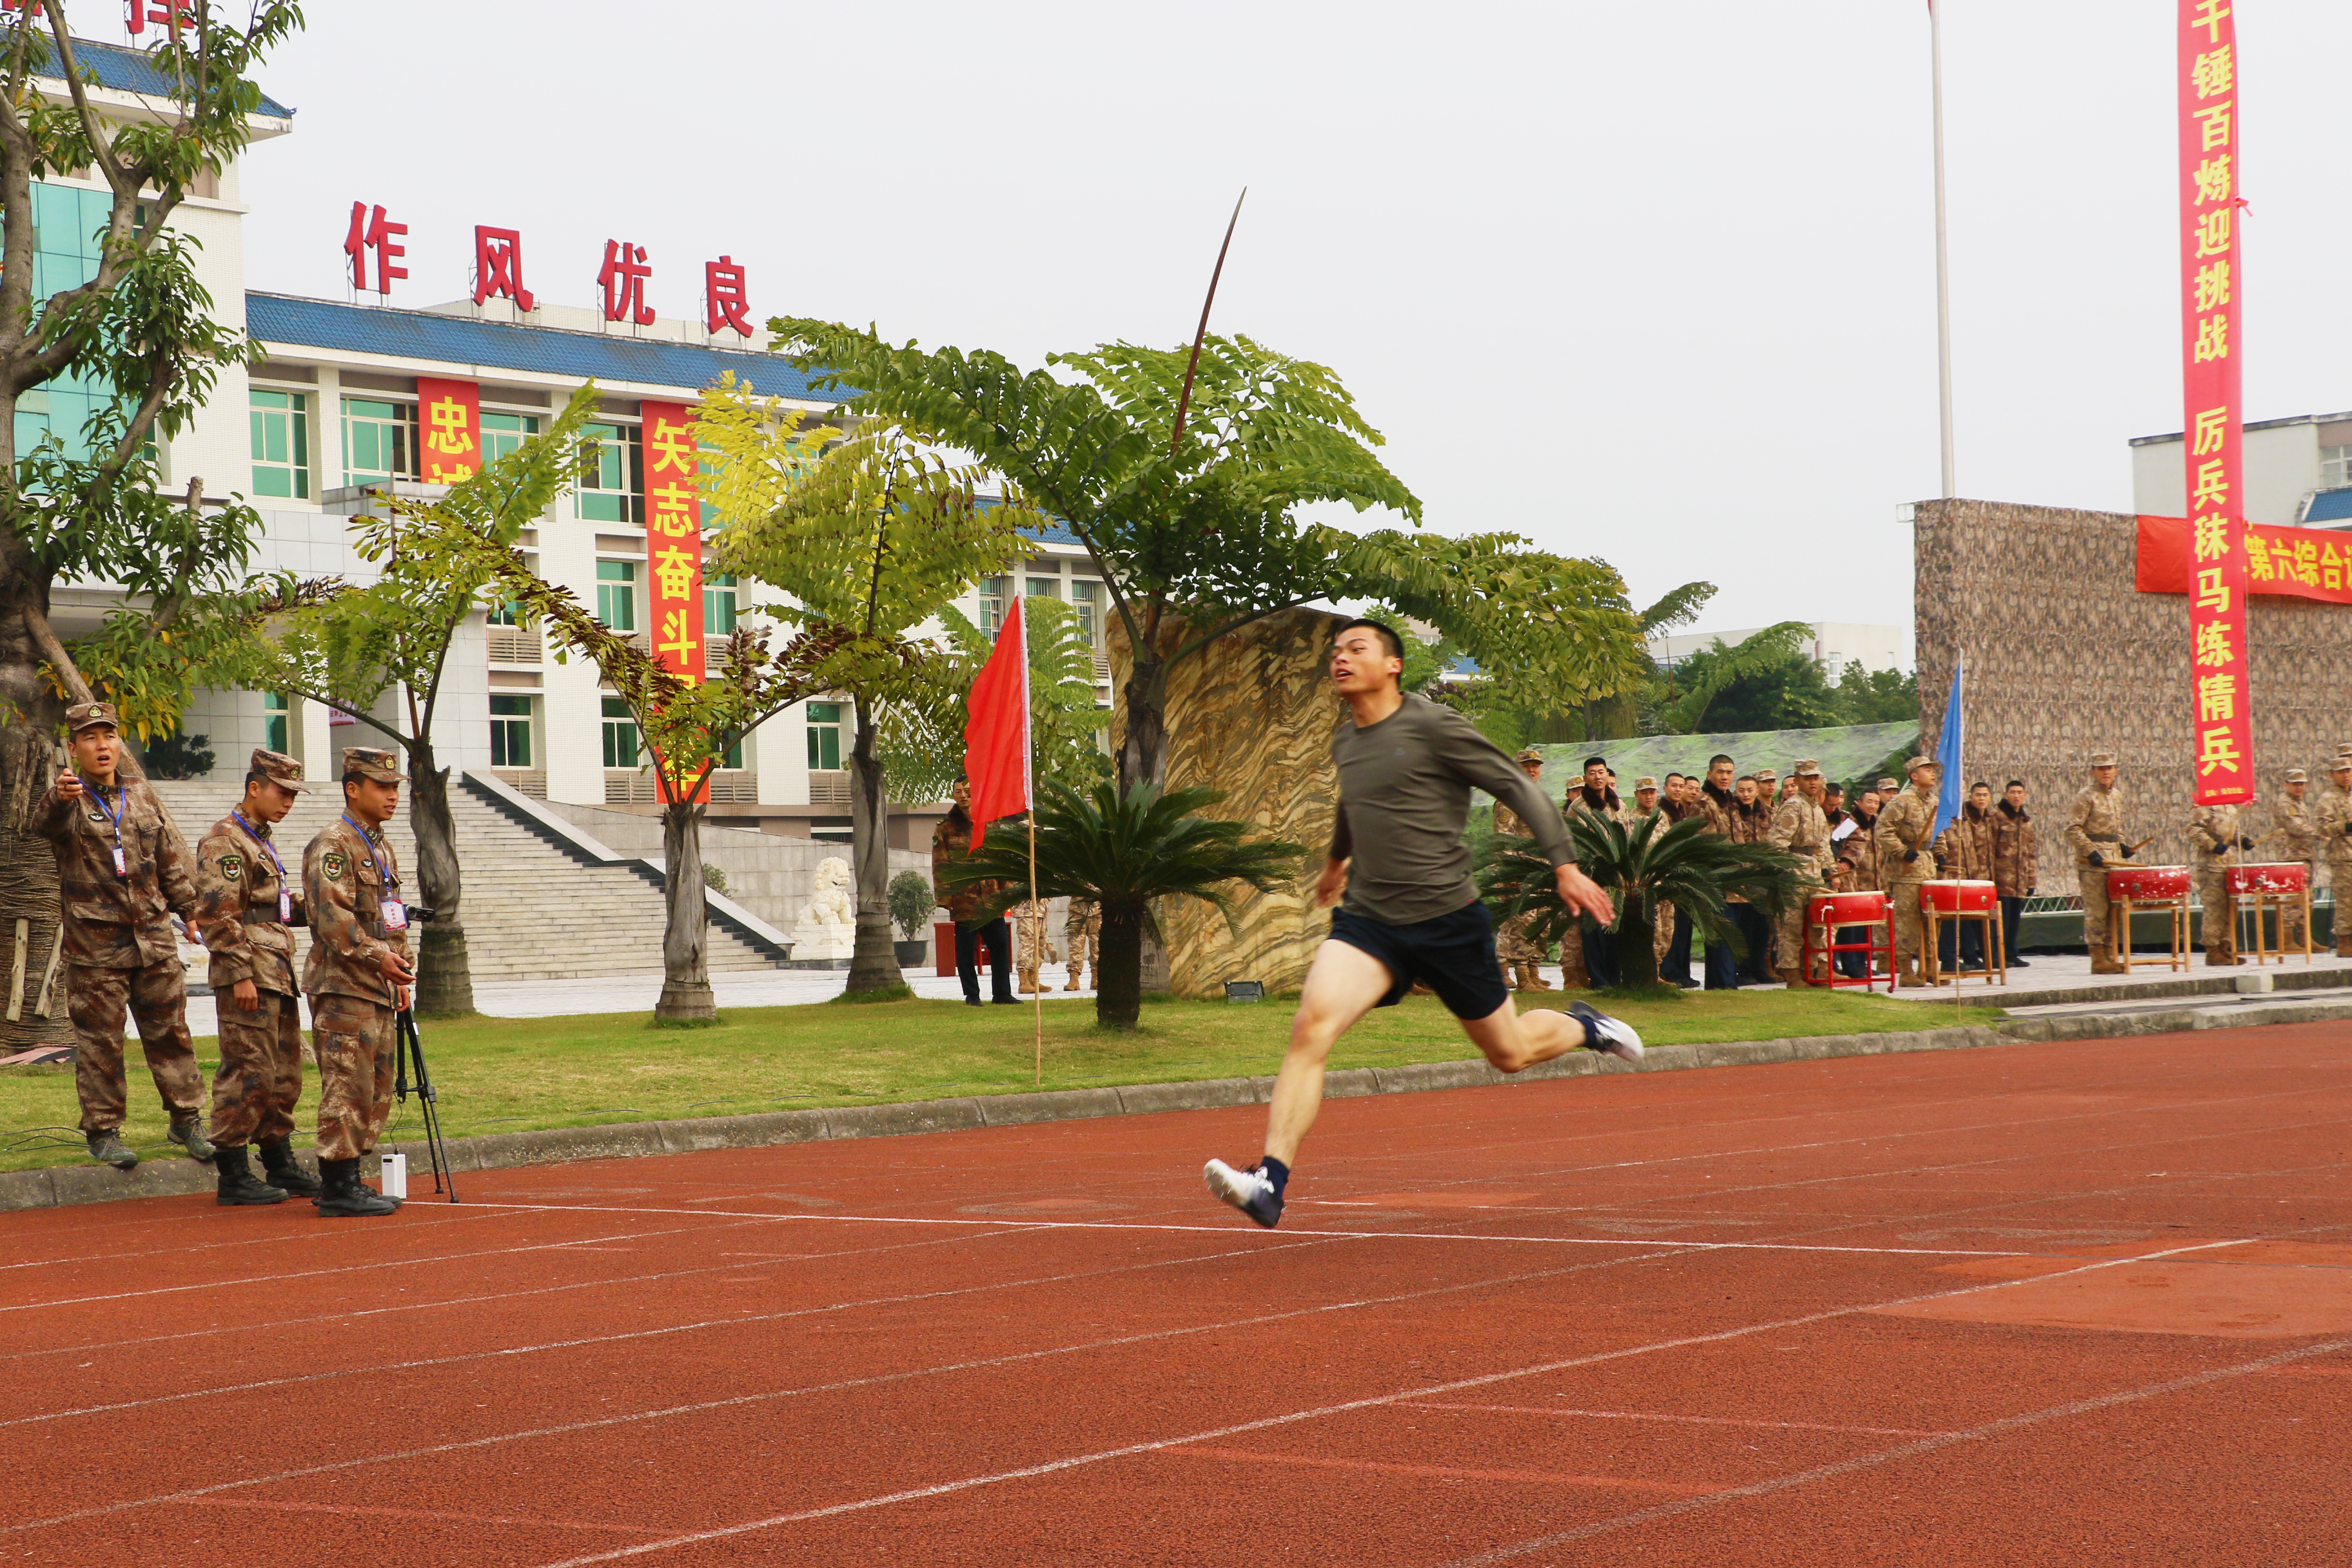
887, 871, 934, 968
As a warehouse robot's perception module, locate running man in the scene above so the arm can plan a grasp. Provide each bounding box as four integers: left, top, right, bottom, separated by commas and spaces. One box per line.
1205, 618, 1643, 1228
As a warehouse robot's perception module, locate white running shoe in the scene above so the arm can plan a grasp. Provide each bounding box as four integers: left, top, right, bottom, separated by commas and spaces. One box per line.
1569, 999, 1644, 1063
1203, 1157, 1284, 1228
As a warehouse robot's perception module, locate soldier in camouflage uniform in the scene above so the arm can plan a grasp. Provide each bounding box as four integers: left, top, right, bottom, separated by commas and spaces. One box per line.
2327, 759, 2352, 957
302, 747, 416, 1219
2271, 769, 2320, 952
1010, 897, 1055, 994
197, 749, 320, 1206
1062, 897, 1099, 992
2066, 752, 2133, 975
1766, 760, 1835, 985
1874, 757, 1943, 986
1632, 776, 1674, 974
2188, 800, 2254, 966
1991, 781, 2037, 968
34, 701, 209, 1171
1492, 748, 1555, 990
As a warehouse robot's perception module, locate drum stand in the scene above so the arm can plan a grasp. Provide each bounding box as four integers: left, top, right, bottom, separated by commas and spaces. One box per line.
2234, 885, 2314, 965
1921, 904, 2006, 988
2112, 889, 2190, 973
1803, 899, 1894, 995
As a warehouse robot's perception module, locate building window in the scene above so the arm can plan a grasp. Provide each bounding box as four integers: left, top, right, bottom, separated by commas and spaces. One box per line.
1071, 580, 1101, 647
595, 559, 638, 631
1026, 576, 1060, 600
489, 694, 534, 767
481, 411, 540, 466
15, 182, 113, 463
250, 389, 310, 498
806, 700, 843, 770
2324, 444, 2352, 491
601, 696, 640, 769
579, 422, 643, 523
975, 576, 1006, 636
718, 734, 745, 770
342, 397, 418, 486
487, 596, 525, 627
262, 690, 289, 754
705, 573, 738, 637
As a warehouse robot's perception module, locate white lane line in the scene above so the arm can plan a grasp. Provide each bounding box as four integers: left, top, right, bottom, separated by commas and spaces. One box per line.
0, 1204, 513, 1273
1398, 1403, 1948, 1438
1429, 1328, 2352, 1566
0, 1241, 1700, 1538
509, 1238, 2256, 1567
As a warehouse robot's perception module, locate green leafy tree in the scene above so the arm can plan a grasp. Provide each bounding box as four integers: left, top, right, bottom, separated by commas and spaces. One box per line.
1654, 622, 1838, 734
876, 595, 1109, 810
0, 6, 303, 1050
1832, 662, 1919, 727
886, 870, 934, 943
765, 323, 1649, 792
1482, 811, 1802, 990
228, 385, 602, 1016
940, 779, 1302, 1030
698, 376, 1034, 997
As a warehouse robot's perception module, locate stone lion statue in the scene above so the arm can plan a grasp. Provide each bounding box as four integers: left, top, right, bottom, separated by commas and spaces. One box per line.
792, 856, 856, 956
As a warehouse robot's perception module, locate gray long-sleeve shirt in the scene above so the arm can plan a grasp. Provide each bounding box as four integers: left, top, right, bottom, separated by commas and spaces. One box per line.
1329, 692, 1577, 926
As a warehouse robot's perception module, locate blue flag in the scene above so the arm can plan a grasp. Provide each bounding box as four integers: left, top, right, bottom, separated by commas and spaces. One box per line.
1929, 656, 1964, 841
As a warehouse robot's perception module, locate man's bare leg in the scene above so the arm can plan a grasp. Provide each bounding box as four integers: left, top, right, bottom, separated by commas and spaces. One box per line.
1262, 940, 1393, 1166
1456, 995, 1587, 1074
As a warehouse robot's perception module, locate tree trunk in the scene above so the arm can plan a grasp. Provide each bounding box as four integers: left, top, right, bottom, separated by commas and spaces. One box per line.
406, 749, 475, 1017
1617, 894, 1661, 989
0, 719, 68, 1050
844, 699, 906, 995
656, 800, 714, 1022
1095, 898, 1144, 1030
1116, 650, 1168, 792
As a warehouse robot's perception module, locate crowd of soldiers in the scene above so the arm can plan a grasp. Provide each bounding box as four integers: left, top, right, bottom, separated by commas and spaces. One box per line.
1487, 743, 2352, 990
39, 701, 418, 1213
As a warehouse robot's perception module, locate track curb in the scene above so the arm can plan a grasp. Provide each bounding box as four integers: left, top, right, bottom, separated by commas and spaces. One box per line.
8, 996, 2350, 1213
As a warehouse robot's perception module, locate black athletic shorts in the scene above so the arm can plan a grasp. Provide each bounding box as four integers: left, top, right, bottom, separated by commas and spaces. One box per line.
1328, 900, 1511, 1021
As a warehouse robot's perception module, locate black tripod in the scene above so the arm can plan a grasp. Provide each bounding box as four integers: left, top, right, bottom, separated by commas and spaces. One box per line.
393, 1007, 458, 1202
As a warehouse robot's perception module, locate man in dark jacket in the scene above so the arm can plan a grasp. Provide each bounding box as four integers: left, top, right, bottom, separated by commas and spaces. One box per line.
932, 778, 1015, 1006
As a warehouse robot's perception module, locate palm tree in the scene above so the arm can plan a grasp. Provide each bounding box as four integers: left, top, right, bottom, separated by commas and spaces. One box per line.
1482, 810, 1804, 990
941, 779, 1304, 1030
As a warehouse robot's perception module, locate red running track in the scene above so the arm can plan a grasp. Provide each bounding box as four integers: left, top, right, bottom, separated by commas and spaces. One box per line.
3, 1022, 2349, 1565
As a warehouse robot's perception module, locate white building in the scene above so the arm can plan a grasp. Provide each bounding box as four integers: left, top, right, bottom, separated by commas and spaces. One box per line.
30, 39, 1104, 853
2130, 409, 2352, 527
1647, 622, 1910, 679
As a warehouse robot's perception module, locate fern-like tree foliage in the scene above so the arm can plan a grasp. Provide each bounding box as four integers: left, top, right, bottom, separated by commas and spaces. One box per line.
1655, 620, 1829, 734
939, 779, 1302, 1030
1481, 810, 1804, 990
764, 322, 1651, 790
876, 596, 1108, 810
0, 5, 304, 1050
698, 374, 1036, 996
226, 384, 603, 1016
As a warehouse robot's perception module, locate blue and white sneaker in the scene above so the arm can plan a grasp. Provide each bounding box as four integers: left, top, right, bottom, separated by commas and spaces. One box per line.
1204, 1158, 1284, 1228
1569, 1000, 1644, 1063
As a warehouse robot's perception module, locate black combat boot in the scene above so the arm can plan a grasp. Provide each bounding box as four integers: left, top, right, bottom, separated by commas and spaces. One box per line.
257, 1137, 322, 1198
214, 1146, 289, 1207
313, 1157, 399, 1219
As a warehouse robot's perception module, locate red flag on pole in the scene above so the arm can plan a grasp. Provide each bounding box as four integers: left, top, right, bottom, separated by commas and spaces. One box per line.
963, 596, 1030, 852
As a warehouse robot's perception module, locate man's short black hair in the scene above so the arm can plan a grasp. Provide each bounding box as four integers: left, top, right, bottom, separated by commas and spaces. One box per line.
1583, 756, 1608, 771
343, 772, 364, 790
1709, 753, 1734, 768
1823, 781, 1845, 797
245, 768, 270, 792
1333, 617, 1404, 661
2006, 779, 2025, 790
1664, 772, 1683, 783
1972, 779, 1993, 792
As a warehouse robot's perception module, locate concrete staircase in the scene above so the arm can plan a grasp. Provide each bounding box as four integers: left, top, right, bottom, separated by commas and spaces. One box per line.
144, 773, 788, 986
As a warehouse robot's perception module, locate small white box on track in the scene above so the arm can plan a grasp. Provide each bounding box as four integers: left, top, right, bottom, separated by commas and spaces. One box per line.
381, 1152, 407, 1199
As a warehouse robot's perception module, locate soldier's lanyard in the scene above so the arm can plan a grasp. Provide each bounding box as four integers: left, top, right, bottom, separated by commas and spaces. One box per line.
341, 812, 407, 931
90, 783, 127, 878
233, 810, 292, 924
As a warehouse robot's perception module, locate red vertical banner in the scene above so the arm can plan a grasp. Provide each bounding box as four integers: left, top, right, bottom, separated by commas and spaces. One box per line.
2177, 0, 2253, 806
641, 400, 707, 805
416, 377, 480, 484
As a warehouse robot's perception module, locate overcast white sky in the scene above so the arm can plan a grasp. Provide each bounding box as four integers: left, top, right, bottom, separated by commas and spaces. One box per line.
220, 0, 2352, 658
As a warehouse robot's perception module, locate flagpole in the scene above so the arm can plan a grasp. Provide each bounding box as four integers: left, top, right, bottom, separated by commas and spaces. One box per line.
1928, 0, 1956, 499
1021, 600, 1042, 1087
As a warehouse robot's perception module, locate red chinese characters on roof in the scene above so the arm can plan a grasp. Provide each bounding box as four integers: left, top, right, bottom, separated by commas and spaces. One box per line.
342, 202, 407, 296
598, 240, 654, 326
705, 255, 750, 337
473, 226, 534, 312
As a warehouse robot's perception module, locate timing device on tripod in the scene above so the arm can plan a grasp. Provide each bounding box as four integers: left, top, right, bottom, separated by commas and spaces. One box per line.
388, 902, 458, 1203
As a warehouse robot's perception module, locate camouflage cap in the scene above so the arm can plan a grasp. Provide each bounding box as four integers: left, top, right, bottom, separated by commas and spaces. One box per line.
1905, 755, 1937, 773
1514, 747, 1544, 765
2088, 751, 2119, 768
248, 747, 309, 792
2285, 768, 2309, 783
1792, 759, 1823, 778
340, 746, 407, 783
1634, 776, 1658, 791
2333, 757, 2352, 774
1876, 777, 1899, 794
1756, 767, 1778, 779
64, 700, 118, 734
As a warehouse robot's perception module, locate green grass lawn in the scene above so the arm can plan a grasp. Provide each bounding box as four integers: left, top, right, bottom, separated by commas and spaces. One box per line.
0, 988, 1984, 1175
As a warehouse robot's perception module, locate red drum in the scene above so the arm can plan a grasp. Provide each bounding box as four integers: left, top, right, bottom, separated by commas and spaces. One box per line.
2226, 861, 2308, 896
1919, 879, 1996, 915
1810, 890, 1890, 924
2106, 865, 2191, 899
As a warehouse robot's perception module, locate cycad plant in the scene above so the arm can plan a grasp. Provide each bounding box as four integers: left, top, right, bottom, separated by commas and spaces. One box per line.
941, 779, 1303, 1030
1482, 810, 1804, 990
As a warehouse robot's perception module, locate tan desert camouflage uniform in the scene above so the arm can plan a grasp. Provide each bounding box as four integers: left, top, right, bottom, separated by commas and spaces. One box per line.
1010, 898, 1055, 993
2324, 769, 2352, 956
2187, 802, 2243, 963
1062, 898, 1099, 992
303, 772, 411, 1164
1874, 775, 1942, 977
33, 759, 201, 1136
2271, 778, 2320, 948
2066, 773, 2131, 970
1767, 779, 1834, 983
197, 754, 310, 1149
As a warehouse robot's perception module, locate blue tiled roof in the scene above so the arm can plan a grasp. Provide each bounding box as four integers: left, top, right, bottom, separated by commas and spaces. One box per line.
2306, 488, 2352, 524
245, 292, 849, 404
39, 36, 293, 119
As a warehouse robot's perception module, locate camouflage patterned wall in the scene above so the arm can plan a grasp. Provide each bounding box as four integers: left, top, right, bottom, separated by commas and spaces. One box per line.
1914, 498, 2348, 896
